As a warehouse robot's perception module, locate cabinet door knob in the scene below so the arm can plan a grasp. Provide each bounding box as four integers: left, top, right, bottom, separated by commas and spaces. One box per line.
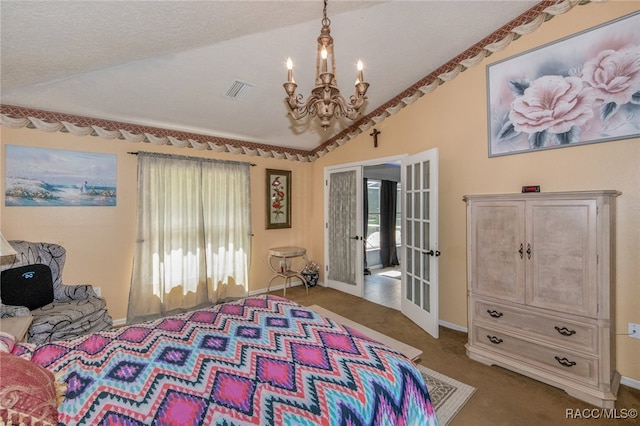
554, 356, 577, 367
554, 326, 577, 336
519, 243, 524, 259
527, 243, 532, 259
487, 309, 504, 318
486, 335, 503, 344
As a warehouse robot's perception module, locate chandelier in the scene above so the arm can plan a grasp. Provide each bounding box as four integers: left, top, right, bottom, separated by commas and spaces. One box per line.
283, 0, 369, 130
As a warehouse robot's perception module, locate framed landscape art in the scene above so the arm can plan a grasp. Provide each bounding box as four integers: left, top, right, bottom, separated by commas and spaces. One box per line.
5, 145, 117, 206
487, 12, 639, 157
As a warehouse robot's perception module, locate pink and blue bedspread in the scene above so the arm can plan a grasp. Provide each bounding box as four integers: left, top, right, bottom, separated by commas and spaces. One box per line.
14, 295, 438, 425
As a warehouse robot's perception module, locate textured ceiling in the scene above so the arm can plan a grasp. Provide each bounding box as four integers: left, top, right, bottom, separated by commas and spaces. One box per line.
1, 1, 544, 155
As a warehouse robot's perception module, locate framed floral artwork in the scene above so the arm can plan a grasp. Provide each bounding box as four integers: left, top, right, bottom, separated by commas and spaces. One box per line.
487, 11, 639, 157
266, 169, 291, 229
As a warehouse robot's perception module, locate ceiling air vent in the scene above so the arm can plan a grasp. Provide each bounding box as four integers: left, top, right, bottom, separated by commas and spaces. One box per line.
223, 79, 255, 101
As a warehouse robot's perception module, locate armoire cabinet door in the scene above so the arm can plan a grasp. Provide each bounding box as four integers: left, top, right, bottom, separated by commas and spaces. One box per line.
469, 201, 525, 303
525, 199, 598, 317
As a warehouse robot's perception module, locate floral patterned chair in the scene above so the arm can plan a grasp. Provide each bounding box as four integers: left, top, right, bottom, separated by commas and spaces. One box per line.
0, 240, 112, 344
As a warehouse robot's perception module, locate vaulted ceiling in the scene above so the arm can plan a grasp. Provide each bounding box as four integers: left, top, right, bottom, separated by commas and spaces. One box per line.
2, 1, 572, 161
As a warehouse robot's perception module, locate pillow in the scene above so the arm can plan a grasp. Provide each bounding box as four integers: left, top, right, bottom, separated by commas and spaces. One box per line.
0, 351, 59, 425
0, 331, 15, 353
1, 265, 54, 310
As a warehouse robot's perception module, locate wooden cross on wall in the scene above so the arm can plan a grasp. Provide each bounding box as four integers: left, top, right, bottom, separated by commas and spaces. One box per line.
370, 128, 381, 147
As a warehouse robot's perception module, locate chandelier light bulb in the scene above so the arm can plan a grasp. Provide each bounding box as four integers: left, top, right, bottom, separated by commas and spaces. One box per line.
286, 57, 294, 83
321, 47, 328, 73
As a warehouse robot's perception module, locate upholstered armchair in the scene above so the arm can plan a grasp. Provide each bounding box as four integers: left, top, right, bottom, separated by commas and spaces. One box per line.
0, 240, 113, 344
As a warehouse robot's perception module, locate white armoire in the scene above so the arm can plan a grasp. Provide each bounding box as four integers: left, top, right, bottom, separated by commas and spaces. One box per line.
463, 190, 620, 408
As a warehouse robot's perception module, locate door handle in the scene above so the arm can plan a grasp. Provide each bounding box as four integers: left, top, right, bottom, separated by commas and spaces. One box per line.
423, 249, 441, 257
350, 236, 361, 240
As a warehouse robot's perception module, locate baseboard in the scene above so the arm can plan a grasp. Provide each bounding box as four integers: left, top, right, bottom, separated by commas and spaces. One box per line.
249, 279, 316, 296
112, 317, 126, 327
621, 375, 640, 390
439, 319, 467, 333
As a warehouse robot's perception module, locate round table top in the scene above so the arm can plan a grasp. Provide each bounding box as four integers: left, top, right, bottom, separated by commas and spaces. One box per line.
268, 246, 306, 257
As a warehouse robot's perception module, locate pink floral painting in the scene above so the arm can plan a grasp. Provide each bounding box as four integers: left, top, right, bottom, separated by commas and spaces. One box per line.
487, 12, 639, 157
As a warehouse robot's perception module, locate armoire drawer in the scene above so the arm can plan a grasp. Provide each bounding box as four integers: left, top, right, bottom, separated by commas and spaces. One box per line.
473, 299, 598, 354
473, 324, 599, 386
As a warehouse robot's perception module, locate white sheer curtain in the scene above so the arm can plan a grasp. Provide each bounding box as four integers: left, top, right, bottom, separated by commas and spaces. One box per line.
127, 153, 251, 324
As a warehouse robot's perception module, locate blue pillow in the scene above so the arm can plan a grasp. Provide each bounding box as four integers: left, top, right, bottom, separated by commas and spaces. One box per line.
1, 264, 54, 310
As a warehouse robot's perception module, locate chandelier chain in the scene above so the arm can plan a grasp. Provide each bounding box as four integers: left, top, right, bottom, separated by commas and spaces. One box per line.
322, 0, 330, 27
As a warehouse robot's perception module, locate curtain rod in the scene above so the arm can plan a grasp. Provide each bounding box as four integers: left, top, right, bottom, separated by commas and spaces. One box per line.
127, 151, 256, 167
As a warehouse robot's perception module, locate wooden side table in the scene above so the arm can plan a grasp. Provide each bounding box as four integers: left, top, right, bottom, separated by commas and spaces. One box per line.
267, 246, 308, 296
0, 315, 33, 343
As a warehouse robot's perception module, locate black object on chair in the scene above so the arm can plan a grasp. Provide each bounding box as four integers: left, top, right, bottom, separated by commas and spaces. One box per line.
0, 241, 113, 344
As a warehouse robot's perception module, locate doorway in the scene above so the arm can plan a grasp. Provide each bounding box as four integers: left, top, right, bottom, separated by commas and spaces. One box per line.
324, 148, 439, 338
363, 163, 402, 310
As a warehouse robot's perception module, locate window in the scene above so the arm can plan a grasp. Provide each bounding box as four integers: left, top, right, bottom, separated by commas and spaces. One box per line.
128, 153, 251, 324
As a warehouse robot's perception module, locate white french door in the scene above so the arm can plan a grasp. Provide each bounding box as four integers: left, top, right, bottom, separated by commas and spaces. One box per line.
324, 166, 364, 297
401, 148, 439, 338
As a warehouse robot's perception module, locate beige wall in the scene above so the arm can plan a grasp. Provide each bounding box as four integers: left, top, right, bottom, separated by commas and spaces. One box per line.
0, 130, 316, 322
1, 1, 638, 382
309, 1, 640, 382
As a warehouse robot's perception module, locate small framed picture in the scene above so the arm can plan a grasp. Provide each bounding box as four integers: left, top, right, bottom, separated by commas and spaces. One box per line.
266, 169, 291, 229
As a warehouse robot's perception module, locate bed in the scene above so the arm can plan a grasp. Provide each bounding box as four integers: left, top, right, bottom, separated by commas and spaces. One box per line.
2, 295, 438, 425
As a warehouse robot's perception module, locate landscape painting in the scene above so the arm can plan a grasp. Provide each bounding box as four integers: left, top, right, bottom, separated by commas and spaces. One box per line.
5, 145, 117, 206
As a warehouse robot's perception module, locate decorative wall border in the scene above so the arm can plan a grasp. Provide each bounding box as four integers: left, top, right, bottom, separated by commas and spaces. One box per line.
1, 0, 590, 163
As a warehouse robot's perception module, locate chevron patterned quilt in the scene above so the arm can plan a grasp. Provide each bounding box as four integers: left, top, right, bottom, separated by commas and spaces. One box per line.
14, 295, 438, 425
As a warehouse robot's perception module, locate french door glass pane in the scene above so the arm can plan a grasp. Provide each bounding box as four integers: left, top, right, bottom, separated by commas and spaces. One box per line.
423, 191, 430, 218
414, 193, 420, 218
423, 161, 430, 188
423, 282, 430, 311
424, 250, 430, 281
